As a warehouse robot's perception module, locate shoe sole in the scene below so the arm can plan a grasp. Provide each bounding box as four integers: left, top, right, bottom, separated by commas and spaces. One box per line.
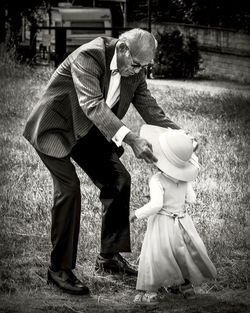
95, 267, 137, 276
47, 272, 90, 295
95, 264, 137, 276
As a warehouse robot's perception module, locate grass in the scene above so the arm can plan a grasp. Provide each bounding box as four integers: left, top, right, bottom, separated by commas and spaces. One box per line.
0, 53, 249, 297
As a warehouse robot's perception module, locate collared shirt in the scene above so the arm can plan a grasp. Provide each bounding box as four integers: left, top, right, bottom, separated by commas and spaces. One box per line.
107, 49, 130, 147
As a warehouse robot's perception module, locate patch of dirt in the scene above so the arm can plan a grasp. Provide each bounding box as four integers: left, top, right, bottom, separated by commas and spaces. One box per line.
0, 287, 249, 313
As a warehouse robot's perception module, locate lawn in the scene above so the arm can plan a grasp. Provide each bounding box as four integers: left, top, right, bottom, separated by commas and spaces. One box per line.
0, 55, 249, 312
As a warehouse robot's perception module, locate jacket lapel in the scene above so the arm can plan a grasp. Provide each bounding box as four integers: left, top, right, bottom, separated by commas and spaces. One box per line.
103, 38, 118, 100
102, 38, 136, 119
116, 76, 133, 118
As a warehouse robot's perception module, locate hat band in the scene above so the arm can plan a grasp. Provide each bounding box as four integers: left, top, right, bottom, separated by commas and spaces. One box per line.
158, 135, 187, 168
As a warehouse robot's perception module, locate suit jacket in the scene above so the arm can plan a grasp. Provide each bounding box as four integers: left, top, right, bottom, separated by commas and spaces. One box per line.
23, 36, 180, 158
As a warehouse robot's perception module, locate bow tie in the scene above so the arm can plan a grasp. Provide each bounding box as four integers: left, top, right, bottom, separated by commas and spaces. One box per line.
111, 69, 119, 75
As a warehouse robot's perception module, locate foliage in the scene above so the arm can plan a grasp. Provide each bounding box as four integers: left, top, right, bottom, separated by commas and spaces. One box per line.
2, 0, 58, 47
127, 0, 250, 33
152, 29, 202, 79
176, 0, 250, 32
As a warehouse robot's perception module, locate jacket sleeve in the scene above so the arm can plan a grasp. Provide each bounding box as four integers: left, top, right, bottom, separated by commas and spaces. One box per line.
132, 71, 180, 130
71, 51, 124, 141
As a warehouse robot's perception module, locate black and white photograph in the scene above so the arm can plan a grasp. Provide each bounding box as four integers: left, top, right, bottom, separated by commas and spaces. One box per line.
0, 0, 249, 312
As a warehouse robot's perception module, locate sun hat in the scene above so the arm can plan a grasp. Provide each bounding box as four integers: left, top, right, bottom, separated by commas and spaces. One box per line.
140, 124, 200, 181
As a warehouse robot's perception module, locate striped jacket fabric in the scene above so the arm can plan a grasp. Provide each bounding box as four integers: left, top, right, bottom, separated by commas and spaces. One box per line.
23, 36, 180, 158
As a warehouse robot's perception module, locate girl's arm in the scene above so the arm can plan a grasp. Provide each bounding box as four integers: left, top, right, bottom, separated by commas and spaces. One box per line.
186, 182, 197, 203
134, 174, 164, 219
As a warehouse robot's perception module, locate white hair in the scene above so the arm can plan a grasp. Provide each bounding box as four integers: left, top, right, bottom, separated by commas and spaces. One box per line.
119, 28, 157, 60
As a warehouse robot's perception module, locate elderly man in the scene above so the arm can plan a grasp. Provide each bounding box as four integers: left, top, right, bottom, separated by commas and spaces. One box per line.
23, 28, 182, 295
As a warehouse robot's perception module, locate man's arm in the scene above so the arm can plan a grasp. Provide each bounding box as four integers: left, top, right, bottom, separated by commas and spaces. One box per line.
71, 51, 124, 141
132, 73, 180, 130
131, 72, 199, 153
119, 72, 179, 163
71, 51, 158, 163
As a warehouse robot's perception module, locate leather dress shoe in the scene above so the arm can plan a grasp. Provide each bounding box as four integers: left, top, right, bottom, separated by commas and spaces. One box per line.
95, 253, 137, 276
47, 268, 89, 295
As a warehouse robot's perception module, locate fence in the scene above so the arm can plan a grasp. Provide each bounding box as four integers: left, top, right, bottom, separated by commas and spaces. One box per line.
29, 24, 250, 83
29, 26, 134, 66
129, 21, 250, 83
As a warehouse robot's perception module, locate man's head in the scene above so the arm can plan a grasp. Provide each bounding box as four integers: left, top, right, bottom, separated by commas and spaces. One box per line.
116, 28, 157, 77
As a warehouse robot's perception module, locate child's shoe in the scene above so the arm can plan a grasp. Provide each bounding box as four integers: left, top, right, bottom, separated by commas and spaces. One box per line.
179, 283, 196, 299
165, 285, 181, 294
134, 291, 159, 304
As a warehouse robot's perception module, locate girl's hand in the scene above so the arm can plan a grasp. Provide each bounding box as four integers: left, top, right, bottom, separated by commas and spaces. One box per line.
177, 129, 199, 152
130, 211, 137, 223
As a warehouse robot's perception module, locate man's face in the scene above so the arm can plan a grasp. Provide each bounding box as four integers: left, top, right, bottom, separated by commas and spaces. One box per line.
116, 42, 153, 77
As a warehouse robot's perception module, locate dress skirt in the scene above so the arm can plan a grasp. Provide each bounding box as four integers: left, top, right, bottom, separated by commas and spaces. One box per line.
136, 213, 217, 291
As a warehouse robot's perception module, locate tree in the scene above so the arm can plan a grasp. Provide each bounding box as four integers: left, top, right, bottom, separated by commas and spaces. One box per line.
2, 0, 59, 47
152, 29, 202, 78
126, 0, 250, 33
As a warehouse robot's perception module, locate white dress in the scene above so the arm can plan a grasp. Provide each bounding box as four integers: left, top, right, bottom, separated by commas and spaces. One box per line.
135, 172, 217, 291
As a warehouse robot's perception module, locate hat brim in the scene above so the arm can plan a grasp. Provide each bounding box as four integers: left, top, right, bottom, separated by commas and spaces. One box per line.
140, 124, 199, 181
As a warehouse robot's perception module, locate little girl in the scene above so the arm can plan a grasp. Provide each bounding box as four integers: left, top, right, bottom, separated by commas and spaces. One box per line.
130, 125, 216, 303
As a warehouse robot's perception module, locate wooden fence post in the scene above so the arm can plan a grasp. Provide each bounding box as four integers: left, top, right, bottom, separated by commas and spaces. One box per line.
55, 28, 66, 67
30, 25, 37, 62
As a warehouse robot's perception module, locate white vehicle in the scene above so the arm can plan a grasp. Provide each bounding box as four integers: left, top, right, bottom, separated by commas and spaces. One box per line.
21, 2, 112, 57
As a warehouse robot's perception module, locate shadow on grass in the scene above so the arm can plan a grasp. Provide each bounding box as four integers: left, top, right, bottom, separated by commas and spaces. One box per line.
0, 290, 249, 313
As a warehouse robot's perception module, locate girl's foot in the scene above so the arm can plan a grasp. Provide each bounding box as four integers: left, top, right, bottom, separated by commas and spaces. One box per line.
165, 285, 181, 294
179, 283, 196, 299
134, 291, 159, 304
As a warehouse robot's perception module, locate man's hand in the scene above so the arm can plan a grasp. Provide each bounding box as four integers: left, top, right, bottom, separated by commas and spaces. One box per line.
123, 132, 157, 163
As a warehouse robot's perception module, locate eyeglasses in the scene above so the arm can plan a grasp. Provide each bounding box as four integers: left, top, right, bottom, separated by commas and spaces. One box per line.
130, 61, 149, 70
129, 50, 153, 70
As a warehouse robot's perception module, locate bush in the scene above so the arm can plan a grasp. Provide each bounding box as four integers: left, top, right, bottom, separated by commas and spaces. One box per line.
152, 29, 202, 79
